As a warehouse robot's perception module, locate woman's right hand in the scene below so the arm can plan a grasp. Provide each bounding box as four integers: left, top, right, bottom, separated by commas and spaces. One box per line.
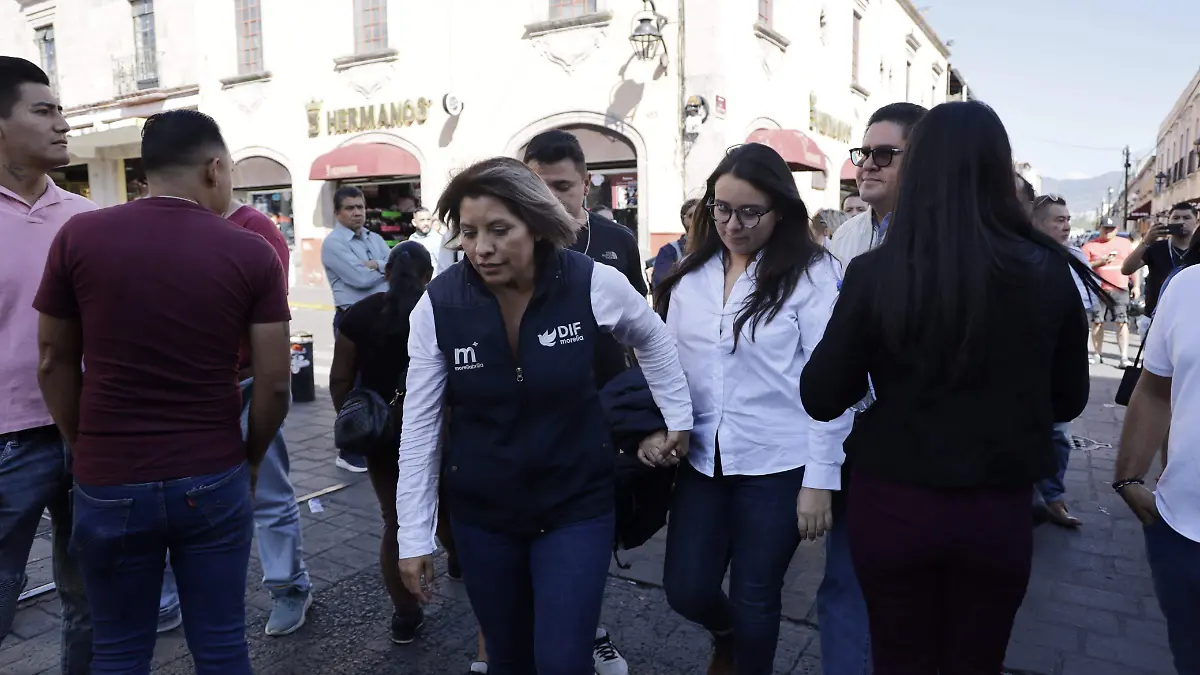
398, 555, 436, 603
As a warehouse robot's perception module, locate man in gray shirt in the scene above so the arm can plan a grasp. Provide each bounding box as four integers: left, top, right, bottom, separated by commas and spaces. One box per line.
320, 185, 389, 473
322, 186, 390, 332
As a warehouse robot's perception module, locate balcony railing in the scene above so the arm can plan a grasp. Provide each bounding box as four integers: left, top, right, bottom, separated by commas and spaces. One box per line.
112, 52, 159, 97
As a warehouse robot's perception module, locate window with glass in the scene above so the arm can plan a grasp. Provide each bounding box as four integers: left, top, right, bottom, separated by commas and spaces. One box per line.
235, 0, 263, 74
851, 12, 862, 85
36, 26, 58, 92
131, 0, 158, 89
757, 0, 772, 26
549, 0, 597, 20
354, 0, 388, 54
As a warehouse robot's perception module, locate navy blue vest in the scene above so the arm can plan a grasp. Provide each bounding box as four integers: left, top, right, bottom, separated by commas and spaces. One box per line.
428, 249, 614, 534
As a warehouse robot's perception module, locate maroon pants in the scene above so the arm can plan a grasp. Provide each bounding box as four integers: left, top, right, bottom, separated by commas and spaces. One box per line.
847, 470, 1033, 675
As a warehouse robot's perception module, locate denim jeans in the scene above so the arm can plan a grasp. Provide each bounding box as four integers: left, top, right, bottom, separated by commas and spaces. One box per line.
1144, 518, 1200, 674
817, 489, 873, 675
451, 512, 614, 675
0, 425, 91, 674
73, 462, 255, 675
161, 379, 310, 616
1037, 422, 1073, 503
663, 461, 806, 675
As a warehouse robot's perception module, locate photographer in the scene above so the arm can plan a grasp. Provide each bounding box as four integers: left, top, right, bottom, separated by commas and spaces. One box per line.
1122, 202, 1196, 333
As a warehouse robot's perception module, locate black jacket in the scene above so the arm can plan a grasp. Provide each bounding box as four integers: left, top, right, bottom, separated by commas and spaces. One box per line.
801, 243, 1090, 489
428, 249, 614, 534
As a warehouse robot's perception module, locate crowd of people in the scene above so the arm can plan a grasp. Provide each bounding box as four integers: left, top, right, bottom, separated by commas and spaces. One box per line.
2, 52, 1199, 675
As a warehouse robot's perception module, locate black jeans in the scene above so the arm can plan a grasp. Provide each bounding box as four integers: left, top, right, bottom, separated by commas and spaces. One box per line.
662, 461, 805, 675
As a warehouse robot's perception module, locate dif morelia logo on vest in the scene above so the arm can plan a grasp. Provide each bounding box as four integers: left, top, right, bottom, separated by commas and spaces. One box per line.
538, 322, 586, 347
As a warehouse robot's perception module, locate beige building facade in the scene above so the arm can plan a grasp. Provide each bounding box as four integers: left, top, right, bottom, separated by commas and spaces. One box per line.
1154, 66, 1200, 215
2, 0, 951, 286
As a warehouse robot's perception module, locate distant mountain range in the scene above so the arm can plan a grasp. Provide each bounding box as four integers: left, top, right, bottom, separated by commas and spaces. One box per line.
1041, 171, 1125, 215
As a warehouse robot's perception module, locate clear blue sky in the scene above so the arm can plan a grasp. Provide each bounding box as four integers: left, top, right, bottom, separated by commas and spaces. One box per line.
923, 0, 1200, 180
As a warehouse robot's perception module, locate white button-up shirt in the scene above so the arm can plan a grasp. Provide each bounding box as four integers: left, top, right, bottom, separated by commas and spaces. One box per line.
665, 252, 854, 488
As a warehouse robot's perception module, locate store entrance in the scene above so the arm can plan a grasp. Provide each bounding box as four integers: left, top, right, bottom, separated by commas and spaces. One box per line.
49, 164, 91, 199
340, 178, 421, 245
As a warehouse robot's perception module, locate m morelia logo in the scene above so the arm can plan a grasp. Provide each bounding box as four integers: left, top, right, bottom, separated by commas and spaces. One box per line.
538, 322, 585, 347
453, 342, 484, 371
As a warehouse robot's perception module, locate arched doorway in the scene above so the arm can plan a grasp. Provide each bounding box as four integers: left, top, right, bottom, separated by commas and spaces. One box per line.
233, 154, 295, 248
507, 114, 650, 255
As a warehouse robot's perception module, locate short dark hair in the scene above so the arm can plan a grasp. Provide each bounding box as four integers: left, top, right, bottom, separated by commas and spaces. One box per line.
0, 57, 51, 119
866, 102, 929, 139
1170, 202, 1197, 215
333, 186, 364, 211
680, 198, 700, 219
842, 192, 863, 205
436, 157, 578, 252
141, 110, 227, 174
523, 129, 588, 175
1017, 176, 1036, 204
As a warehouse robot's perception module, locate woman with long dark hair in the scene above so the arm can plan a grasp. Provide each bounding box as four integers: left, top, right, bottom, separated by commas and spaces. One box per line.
329, 241, 433, 644
800, 101, 1102, 673
654, 143, 854, 675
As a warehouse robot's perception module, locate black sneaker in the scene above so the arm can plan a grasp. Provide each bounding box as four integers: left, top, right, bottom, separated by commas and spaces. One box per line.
336, 451, 368, 473
390, 608, 425, 645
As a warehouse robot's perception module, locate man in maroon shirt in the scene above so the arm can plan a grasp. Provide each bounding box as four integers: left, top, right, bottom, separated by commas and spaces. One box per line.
155, 203, 313, 637
33, 110, 290, 674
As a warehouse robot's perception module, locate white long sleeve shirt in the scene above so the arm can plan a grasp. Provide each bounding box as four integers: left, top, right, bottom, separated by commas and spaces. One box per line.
396, 262, 693, 559
666, 252, 854, 488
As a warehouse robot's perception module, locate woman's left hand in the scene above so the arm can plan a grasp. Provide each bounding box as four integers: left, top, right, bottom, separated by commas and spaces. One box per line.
636, 430, 667, 468
797, 488, 834, 541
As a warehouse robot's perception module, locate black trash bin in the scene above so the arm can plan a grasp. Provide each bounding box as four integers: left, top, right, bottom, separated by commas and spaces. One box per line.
290, 332, 315, 403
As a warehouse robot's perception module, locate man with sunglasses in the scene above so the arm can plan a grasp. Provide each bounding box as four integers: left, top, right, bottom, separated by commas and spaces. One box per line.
1031, 194, 1090, 527
823, 101, 928, 675
829, 103, 927, 266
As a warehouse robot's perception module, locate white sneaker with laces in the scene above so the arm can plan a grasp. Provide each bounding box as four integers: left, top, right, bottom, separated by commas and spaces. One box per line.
593, 627, 628, 675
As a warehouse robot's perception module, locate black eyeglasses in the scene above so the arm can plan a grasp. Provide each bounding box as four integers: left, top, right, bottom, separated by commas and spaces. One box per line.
708, 200, 772, 228
1033, 194, 1066, 209
849, 147, 904, 168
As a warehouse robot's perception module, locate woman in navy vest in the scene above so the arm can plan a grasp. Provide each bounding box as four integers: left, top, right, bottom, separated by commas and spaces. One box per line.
653, 143, 855, 674
395, 157, 693, 675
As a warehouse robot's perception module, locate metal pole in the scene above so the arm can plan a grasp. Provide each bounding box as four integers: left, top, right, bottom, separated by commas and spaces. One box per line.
1123, 146, 1131, 232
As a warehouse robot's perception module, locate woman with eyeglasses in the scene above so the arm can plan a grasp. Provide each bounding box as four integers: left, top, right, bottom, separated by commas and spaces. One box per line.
801, 101, 1103, 674
654, 143, 854, 675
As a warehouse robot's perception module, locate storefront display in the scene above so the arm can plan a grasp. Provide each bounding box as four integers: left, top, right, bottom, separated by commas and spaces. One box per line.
49, 164, 90, 199
349, 180, 421, 244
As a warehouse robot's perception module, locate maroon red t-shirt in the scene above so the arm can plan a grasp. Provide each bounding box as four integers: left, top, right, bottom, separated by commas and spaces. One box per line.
228, 205, 290, 369
33, 197, 291, 485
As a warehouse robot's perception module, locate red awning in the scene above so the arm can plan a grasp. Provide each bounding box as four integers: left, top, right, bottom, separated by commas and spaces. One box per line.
1128, 200, 1152, 219
745, 129, 827, 172
840, 158, 857, 183
308, 143, 421, 181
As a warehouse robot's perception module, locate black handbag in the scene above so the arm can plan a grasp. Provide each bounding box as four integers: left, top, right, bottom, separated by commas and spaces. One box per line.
334, 370, 407, 456
1115, 326, 1149, 407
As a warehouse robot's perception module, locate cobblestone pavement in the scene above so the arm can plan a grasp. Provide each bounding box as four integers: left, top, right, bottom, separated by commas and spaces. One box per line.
1, 321, 1175, 674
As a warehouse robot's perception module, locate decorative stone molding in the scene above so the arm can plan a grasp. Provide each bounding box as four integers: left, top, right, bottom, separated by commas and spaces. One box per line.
850, 82, 871, 100
529, 27, 606, 74
754, 23, 790, 52
220, 71, 271, 90
332, 48, 399, 72
523, 10, 613, 38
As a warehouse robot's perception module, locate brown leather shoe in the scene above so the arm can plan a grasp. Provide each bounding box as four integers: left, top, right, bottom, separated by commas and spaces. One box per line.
1046, 500, 1082, 528
707, 632, 735, 675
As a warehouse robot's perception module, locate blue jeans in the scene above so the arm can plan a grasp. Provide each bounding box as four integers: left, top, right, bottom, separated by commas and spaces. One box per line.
0, 425, 91, 674
663, 461, 805, 675
1144, 518, 1200, 674
161, 379, 310, 615
73, 462, 255, 675
451, 512, 614, 675
817, 489, 872, 675
1038, 422, 1073, 503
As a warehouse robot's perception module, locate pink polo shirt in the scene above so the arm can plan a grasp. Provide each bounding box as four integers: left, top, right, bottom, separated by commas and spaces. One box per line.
0, 180, 96, 435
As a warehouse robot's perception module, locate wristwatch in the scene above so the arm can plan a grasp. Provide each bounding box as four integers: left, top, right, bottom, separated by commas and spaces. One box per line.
1111, 478, 1145, 492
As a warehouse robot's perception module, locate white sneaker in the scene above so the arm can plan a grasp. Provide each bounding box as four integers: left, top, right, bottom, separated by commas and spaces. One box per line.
593, 628, 628, 675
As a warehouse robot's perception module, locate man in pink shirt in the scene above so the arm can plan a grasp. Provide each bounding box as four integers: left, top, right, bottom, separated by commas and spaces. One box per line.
1082, 220, 1136, 366
0, 57, 94, 674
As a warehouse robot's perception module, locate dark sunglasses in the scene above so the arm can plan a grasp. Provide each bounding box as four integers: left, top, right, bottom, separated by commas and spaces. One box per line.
849, 147, 904, 168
